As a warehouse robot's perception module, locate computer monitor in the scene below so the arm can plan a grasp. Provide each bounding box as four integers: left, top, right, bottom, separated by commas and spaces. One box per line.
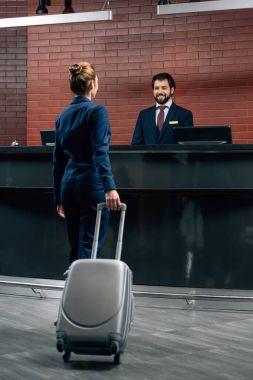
40, 130, 55, 146
173, 125, 232, 145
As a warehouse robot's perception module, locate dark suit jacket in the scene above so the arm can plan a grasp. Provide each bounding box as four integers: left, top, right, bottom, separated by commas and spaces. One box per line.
53, 95, 116, 205
131, 102, 194, 145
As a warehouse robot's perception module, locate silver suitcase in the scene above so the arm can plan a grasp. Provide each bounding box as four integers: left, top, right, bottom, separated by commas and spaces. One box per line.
56, 203, 133, 364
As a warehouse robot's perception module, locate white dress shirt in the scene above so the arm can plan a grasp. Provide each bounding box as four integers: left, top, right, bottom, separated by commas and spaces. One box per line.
155, 98, 173, 125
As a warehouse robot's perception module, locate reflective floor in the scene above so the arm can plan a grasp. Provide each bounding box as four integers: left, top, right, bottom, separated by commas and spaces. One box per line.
0, 277, 253, 380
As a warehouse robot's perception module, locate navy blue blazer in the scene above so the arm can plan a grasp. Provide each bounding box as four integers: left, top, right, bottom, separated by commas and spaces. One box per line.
53, 96, 116, 205
131, 102, 194, 145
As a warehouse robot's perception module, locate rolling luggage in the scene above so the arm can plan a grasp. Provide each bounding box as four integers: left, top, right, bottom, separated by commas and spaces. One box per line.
56, 203, 133, 364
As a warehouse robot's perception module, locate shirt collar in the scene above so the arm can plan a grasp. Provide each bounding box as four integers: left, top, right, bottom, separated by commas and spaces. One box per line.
71, 95, 91, 104
156, 98, 173, 109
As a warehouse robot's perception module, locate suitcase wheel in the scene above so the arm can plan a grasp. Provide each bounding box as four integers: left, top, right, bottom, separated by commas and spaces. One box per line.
56, 338, 64, 353
111, 340, 119, 355
62, 351, 71, 363
114, 353, 120, 365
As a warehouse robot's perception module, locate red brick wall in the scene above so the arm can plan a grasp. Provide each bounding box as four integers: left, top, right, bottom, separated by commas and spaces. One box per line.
16, 1, 253, 144
0, 1, 27, 146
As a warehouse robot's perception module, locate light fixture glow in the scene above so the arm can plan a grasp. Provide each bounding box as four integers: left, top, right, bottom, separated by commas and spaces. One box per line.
157, 0, 253, 15
0, 10, 112, 28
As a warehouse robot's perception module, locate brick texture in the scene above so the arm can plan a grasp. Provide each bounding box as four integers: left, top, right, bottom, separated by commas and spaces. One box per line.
0, 1, 27, 146
2, 0, 253, 145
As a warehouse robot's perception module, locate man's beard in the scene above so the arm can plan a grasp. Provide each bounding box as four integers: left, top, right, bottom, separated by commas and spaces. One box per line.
154, 94, 171, 105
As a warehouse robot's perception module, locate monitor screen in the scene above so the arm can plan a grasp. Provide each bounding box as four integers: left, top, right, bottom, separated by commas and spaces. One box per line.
173, 125, 232, 145
40, 130, 55, 146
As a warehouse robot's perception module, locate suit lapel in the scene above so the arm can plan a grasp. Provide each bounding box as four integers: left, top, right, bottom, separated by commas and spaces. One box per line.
164, 103, 177, 125
147, 106, 159, 142
150, 106, 157, 128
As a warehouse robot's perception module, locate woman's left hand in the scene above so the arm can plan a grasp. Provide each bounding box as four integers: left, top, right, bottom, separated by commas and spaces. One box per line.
57, 204, 65, 219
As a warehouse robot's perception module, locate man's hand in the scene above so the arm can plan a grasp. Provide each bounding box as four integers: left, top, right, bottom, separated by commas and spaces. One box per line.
105, 190, 121, 210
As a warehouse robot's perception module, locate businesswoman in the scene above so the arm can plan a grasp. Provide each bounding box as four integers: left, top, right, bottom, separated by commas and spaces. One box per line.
53, 62, 121, 264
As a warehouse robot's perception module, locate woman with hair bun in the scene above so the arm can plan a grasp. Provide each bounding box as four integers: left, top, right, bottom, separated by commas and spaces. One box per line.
53, 62, 121, 265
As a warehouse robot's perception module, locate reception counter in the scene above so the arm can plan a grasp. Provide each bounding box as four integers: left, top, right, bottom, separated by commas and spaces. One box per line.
1, 144, 253, 289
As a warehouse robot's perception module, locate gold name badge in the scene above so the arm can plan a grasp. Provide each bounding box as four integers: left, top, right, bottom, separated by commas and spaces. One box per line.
169, 121, 178, 124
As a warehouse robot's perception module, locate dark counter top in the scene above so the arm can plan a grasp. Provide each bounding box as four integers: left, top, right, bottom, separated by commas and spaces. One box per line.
1, 144, 253, 190
1, 144, 253, 155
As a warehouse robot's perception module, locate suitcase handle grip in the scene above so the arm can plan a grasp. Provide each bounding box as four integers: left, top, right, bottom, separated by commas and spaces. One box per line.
91, 203, 127, 260
97, 202, 127, 212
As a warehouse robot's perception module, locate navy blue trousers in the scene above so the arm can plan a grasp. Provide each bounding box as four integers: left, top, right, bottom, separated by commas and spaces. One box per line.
61, 181, 109, 263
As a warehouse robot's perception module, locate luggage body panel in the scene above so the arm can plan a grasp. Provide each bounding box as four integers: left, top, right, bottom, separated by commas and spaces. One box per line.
56, 203, 133, 362
56, 259, 133, 356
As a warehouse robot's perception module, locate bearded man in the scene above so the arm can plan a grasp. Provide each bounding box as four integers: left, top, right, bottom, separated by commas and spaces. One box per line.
131, 72, 194, 145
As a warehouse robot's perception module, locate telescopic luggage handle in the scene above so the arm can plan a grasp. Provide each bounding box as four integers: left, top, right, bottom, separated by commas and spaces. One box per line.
91, 203, 127, 260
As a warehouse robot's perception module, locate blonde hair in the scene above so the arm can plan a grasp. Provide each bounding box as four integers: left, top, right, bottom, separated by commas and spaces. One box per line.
69, 62, 96, 95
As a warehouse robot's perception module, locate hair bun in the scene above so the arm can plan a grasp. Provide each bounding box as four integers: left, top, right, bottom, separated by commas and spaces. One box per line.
69, 63, 82, 76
